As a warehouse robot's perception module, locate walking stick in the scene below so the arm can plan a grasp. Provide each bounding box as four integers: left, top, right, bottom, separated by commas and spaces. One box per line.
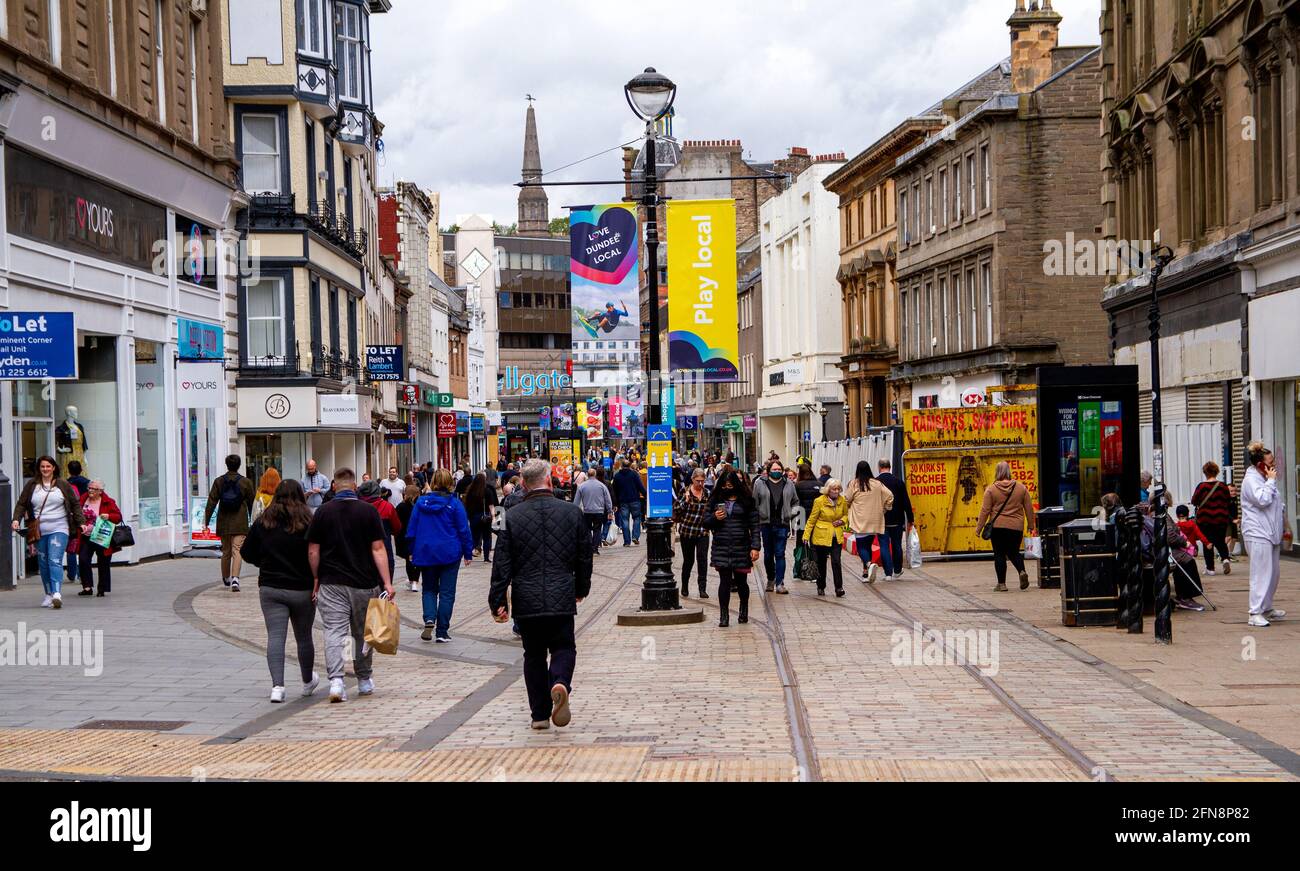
1170, 556, 1218, 612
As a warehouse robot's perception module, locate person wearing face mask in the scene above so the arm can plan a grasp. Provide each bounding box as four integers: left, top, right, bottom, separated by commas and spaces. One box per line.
803, 479, 848, 597
1241, 441, 1292, 627
752, 460, 799, 594
673, 468, 712, 599
705, 469, 761, 628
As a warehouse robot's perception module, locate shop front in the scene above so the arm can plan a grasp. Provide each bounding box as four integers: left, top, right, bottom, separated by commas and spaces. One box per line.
237, 386, 372, 487
1, 132, 235, 583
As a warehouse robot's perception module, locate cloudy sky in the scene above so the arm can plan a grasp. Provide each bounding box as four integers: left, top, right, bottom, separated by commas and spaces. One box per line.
372, 0, 1101, 228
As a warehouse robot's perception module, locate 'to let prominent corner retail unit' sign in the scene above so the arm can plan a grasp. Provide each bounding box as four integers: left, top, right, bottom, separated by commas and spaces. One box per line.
902, 407, 1039, 555
0, 313, 77, 379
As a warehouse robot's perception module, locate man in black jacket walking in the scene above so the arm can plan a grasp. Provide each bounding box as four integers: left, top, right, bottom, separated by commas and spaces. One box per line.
490, 460, 593, 730
876, 459, 914, 579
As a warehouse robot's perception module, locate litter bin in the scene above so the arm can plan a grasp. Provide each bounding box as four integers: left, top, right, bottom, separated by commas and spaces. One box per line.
1035, 506, 1074, 590
1060, 518, 1119, 627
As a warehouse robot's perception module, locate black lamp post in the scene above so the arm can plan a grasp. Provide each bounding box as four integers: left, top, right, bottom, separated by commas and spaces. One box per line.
818, 405, 828, 444
627, 67, 681, 614
864, 402, 873, 436
843, 403, 850, 441
1147, 244, 1176, 645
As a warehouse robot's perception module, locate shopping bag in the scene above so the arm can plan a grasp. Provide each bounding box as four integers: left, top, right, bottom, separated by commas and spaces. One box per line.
798, 548, 820, 581
870, 537, 883, 566
88, 516, 115, 549
907, 528, 923, 569
364, 596, 401, 656
843, 534, 858, 556
604, 529, 618, 547
1023, 536, 1043, 561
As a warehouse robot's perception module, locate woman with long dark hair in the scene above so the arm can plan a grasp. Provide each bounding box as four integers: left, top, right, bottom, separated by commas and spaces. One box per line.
12, 455, 84, 610
395, 484, 423, 591
704, 468, 761, 628
845, 460, 895, 583
462, 473, 498, 562
240, 480, 318, 703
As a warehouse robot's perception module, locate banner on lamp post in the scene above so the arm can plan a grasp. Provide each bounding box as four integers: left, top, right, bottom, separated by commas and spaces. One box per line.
569, 204, 639, 352
667, 199, 739, 383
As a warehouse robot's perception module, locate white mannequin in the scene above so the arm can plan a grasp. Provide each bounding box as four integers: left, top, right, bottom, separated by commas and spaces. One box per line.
56, 406, 88, 467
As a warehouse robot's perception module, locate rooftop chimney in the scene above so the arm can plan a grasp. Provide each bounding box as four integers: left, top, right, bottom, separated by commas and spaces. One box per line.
1007, 0, 1061, 93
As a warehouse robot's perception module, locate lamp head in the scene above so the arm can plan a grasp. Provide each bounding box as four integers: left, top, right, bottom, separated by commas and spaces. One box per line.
625, 67, 677, 122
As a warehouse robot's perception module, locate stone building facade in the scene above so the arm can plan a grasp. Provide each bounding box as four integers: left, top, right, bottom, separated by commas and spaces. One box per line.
1101, 0, 1299, 544
892, 3, 1106, 411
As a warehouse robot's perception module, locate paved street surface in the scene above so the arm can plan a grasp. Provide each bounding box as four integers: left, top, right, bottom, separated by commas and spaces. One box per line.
0, 545, 1296, 782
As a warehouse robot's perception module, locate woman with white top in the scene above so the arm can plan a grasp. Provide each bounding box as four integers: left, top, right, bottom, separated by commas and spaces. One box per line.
1240, 441, 1293, 628
11, 456, 86, 609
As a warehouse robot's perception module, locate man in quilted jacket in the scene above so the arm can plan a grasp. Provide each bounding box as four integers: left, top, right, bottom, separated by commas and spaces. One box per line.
489, 459, 593, 730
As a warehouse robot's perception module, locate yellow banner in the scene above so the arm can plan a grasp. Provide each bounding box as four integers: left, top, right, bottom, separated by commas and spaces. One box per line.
667, 200, 739, 383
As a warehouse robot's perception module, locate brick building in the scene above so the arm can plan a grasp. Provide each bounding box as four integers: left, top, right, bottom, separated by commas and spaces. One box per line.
0, 1, 240, 572
1101, 0, 1298, 544
891, 2, 1105, 411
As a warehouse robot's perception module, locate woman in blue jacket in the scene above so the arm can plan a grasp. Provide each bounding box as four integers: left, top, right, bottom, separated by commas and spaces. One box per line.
406, 468, 474, 643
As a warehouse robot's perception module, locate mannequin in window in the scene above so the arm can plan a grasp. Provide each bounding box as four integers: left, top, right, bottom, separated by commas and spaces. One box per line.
55, 405, 89, 470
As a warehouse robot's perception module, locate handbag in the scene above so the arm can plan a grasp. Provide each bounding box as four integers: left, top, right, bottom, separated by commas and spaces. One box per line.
1193, 481, 1220, 518
24, 487, 53, 545
109, 523, 135, 550
980, 485, 1017, 541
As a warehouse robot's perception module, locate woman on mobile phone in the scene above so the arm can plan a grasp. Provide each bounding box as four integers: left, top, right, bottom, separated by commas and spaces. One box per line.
1241, 442, 1291, 628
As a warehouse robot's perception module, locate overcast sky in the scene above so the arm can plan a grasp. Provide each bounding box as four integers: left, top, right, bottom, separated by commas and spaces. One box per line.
372, 0, 1101, 229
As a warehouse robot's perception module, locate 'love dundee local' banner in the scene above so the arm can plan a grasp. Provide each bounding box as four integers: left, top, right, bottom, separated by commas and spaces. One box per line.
668, 200, 739, 383
569, 204, 639, 348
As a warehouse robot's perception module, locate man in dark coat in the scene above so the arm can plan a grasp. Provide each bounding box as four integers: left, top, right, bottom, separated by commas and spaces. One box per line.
876, 459, 915, 576
203, 454, 255, 592
490, 460, 593, 730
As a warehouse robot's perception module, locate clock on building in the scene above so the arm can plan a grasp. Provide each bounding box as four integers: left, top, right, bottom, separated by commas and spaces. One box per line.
462, 249, 491, 280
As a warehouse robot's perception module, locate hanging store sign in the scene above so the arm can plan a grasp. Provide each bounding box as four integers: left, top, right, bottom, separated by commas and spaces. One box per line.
437, 412, 458, 438
0, 312, 77, 379
569, 204, 640, 352
178, 318, 224, 361
667, 199, 739, 383
176, 361, 222, 409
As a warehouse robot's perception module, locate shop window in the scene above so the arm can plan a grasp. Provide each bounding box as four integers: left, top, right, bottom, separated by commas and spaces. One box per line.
135, 340, 165, 528
59, 337, 121, 501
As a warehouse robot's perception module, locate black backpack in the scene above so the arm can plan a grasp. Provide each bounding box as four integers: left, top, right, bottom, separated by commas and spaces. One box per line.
219, 475, 244, 514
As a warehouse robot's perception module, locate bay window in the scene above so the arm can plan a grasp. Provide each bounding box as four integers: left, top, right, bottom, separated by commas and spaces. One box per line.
298, 0, 328, 56
335, 2, 363, 101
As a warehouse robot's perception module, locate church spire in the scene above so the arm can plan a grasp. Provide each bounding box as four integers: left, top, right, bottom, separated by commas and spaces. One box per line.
518, 99, 550, 236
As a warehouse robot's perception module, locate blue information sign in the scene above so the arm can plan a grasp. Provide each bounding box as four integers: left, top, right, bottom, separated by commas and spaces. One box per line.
365, 345, 404, 381
647, 424, 675, 520
456, 412, 469, 434
0, 312, 76, 379
470, 415, 485, 433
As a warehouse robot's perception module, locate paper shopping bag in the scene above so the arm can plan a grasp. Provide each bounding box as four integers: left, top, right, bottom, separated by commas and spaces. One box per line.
364, 597, 401, 656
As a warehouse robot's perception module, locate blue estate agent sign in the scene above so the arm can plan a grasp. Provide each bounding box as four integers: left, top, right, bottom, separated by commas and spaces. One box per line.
365, 346, 404, 381
0, 313, 76, 379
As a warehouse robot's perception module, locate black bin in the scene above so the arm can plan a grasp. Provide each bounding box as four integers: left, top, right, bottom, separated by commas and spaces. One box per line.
1035, 507, 1074, 590
1060, 518, 1119, 627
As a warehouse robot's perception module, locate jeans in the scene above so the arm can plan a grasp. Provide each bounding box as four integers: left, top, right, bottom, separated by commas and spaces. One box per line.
79, 539, 112, 594
585, 514, 606, 554
618, 502, 643, 545
35, 532, 69, 596
680, 534, 710, 594
518, 615, 577, 723
855, 533, 894, 578
761, 525, 790, 586
66, 544, 79, 583
421, 561, 461, 637
989, 527, 1025, 585
259, 586, 316, 687
885, 525, 906, 572
601, 517, 612, 545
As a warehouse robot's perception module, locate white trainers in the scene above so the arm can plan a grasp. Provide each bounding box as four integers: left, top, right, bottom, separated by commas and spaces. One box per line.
1264, 609, 1287, 621
230, 578, 240, 593
270, 686, 286, 703
51, 592, 62, 609
328, 678, 347, 703
408, 581, 419, 592
1204, 569, 1216, 576
358, 678, 375, 696
40, 595, 53, 608
302, 672, 320, 697
1247, 614, 1271, 628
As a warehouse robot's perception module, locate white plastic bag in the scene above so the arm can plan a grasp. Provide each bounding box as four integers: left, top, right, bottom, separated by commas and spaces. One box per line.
604, 528, 618, 547
907, 528, 923, 569
1024, 536, 1043, 561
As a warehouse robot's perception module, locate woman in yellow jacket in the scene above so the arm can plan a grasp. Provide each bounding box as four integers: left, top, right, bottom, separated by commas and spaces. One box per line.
803, 480, 849, 597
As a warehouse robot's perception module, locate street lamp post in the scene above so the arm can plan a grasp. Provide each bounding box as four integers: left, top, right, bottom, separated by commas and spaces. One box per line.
627, 67, 680, 614
864, 402, 873, 436
843, 403, 850, 441
1147, 244, 1176, 645
818, 406, 828, 444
